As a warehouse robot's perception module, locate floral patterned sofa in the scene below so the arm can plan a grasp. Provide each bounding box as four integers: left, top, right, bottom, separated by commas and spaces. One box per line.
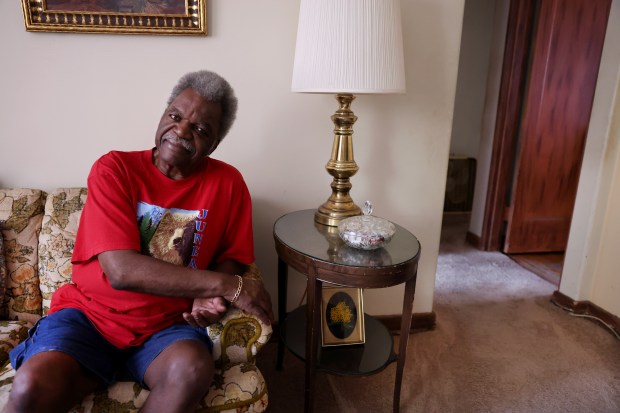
0, 188, 272, 412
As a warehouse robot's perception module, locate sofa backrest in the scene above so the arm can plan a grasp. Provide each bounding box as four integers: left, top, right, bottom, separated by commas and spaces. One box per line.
0, 188, 87, 323
38, 188, 87, 316
0, 189, 47, 323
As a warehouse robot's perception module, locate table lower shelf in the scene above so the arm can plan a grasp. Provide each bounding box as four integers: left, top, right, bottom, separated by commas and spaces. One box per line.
281, 305, 396, 376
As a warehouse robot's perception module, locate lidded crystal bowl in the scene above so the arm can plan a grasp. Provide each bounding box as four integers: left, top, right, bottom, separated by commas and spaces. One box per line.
338, 201, 396, 250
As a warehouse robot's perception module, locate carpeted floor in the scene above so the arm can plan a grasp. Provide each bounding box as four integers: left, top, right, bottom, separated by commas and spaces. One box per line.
258, 218, 620, 412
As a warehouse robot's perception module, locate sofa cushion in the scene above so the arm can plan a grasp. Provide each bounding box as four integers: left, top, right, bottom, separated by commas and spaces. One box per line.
0, 189, 46, 323
38, 188, 87, 316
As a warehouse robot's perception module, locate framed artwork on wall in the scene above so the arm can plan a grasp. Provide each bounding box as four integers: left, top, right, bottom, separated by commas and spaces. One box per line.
21, 0, 207, 35
321, 286, 365, 347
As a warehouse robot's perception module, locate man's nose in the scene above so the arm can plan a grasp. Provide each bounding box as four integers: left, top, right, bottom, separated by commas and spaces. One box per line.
174, 119, 192, 139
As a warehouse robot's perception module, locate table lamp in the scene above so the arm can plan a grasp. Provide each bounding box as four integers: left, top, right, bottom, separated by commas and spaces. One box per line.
292, 0, 406, 227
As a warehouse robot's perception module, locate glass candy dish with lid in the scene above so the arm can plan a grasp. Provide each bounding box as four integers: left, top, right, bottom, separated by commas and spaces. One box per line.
338, 201, 396, 250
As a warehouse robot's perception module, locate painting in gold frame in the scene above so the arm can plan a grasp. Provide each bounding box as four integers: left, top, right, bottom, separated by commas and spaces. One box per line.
21, 0, 207, 35
321, 286, 365, 347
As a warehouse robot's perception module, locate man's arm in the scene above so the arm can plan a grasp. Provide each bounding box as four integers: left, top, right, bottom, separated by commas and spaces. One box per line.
98, 250, 273, 324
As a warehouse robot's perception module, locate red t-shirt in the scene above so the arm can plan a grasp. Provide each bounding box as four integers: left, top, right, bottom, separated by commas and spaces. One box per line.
50, 149, 255, 349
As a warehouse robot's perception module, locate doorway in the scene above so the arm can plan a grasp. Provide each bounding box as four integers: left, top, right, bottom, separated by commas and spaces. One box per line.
446, 0, 612, 286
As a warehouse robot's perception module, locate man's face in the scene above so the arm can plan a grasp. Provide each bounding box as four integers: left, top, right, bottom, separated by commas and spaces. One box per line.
153, 87, 223, 179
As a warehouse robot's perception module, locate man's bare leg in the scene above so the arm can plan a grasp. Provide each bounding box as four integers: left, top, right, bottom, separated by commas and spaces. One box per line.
6, 351, 101, 413
140, 340, 214, 413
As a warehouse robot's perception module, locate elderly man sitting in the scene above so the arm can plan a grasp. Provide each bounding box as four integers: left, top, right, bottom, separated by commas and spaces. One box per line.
6, 70, 273, 413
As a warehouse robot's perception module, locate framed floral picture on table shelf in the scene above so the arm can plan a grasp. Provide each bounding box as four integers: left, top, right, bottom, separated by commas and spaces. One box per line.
21, 0, 207, 35
321, 286, 365, 347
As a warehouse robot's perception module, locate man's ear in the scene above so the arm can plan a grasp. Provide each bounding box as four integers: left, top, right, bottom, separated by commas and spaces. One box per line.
207, 138, 221, 156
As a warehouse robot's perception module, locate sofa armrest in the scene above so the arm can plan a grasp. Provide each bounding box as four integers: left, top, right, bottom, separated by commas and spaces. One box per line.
207, 263, 272, 367
207, 308, 272, 368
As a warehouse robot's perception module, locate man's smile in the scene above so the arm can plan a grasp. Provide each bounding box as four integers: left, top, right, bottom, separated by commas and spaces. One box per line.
161, 132, 196, 155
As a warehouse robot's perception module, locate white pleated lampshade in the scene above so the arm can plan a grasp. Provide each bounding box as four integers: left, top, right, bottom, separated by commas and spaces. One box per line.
291, 0, 406, 94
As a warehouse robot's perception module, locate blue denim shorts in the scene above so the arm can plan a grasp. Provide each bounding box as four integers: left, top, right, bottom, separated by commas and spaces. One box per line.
9, 308, 213, 388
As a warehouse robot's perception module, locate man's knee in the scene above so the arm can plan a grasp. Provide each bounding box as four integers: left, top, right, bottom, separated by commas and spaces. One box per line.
147, 340, 214, 391
171, 354, 214, 385
9, 365, 64, 411
8, 367, 39, 410
7, 352, 100, 413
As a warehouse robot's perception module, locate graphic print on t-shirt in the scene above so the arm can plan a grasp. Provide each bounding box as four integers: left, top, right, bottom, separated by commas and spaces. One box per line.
136, 201, 207, 267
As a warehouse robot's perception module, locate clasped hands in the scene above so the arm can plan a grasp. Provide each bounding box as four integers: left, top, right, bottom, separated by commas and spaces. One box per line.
183, 276, 273, 328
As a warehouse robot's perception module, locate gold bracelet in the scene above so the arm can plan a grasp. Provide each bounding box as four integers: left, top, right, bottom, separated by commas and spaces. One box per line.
230, 274, 243, 304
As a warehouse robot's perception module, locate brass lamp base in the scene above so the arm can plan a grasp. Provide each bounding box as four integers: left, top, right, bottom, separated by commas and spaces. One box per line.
315, 94, 362, 227
315, 201, 362, 227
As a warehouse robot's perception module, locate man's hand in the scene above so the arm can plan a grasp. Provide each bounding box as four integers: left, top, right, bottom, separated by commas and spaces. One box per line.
230, 277, 274, 325
183, 297, 228, 328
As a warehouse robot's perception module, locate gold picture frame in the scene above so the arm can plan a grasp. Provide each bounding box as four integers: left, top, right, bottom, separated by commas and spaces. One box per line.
21, 0, 207, 35
321, 286, 365, 347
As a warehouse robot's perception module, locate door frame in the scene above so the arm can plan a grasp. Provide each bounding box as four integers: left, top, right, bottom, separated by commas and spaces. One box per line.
480, 0, 536, 251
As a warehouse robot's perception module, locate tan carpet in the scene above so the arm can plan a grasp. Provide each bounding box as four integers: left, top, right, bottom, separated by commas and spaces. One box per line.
259, 220, 620, 412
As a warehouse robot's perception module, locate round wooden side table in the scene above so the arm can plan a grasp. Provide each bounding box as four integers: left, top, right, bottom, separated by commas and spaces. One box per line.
274, 209, 421, 413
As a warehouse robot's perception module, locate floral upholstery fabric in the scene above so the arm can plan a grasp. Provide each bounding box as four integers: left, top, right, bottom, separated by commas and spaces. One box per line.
0, 189, 46, 323
0, 187, 272, 412
38, 188, 87, 315
0, 229, 6, 317
0, 320, 31, 366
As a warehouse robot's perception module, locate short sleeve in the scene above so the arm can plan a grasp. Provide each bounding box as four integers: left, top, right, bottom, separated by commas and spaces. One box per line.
72, 153, 141, 264
213, 172, 255, 266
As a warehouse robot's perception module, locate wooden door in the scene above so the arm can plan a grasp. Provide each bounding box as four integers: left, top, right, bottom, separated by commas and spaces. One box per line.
502, 0, 611, 253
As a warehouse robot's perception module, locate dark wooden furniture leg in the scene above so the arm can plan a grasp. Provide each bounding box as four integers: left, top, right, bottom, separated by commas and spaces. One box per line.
276, 257, 288, 371
393, 267, 418, 413
304, 269, 321, 413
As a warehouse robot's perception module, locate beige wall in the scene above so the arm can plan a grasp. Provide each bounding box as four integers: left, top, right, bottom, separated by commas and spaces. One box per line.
468, 0, 509, 236
0, 1, 465, 317
561, 0, 620, 316
589, 89, 620, 316
449, 0, 497, 159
